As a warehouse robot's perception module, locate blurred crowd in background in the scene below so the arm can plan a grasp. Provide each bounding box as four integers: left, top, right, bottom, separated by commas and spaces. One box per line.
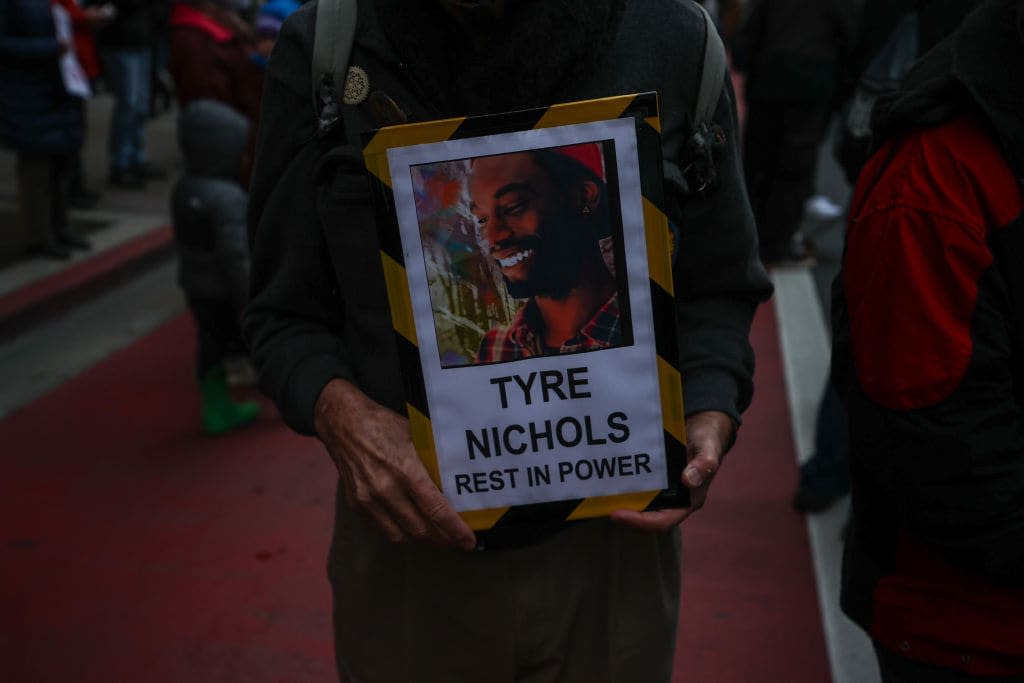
0, 0, 300, 432
0, 0, 298, 261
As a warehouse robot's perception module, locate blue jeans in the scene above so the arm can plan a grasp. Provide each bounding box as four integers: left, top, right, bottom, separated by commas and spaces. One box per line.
101, 48, 151, 171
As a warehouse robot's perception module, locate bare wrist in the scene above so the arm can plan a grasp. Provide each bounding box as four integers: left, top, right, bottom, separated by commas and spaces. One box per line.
314, 378, 361, 438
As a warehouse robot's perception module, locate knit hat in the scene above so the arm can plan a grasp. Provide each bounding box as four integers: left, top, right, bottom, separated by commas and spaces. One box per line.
553, 142, 605, 181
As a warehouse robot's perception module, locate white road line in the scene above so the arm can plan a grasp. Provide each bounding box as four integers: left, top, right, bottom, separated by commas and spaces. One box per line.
772, 267, 879, 683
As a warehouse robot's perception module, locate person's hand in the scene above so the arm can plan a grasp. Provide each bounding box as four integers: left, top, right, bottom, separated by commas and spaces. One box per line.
610, 410, 735, 532
314, 378, 477, 551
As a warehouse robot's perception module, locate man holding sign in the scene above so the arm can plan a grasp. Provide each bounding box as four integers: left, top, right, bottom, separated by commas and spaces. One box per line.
244, 0, 773, 680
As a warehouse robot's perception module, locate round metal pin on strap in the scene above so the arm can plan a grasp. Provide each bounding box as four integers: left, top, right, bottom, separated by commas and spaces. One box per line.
343, 65, 370, 105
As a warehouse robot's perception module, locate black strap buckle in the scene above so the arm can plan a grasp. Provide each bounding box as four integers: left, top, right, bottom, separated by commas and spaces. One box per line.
680, 121, 726, 198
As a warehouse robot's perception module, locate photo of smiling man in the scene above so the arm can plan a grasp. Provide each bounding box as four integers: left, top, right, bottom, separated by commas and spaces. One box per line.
409, 141, 633, 368
469, 141, 633, 363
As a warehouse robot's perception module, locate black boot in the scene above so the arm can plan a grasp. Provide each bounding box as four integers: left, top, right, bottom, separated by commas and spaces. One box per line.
133, 162, 167, 181
69, 152, 100, 209
110, 166, 146, 189
37, 241, 72, 260
69, 188, 101, 210
792, 452, 851, 513
793, 382, 851, 513
56, 229, 92, 251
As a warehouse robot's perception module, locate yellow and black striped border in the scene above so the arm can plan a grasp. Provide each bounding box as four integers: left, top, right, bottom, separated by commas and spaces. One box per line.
362, 93, 687, 532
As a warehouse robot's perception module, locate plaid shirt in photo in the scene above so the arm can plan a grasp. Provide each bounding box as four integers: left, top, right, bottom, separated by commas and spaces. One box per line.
476, 293, 622, 363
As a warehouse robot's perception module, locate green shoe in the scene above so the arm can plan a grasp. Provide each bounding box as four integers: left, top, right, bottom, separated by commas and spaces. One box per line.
200, 365, 260, 435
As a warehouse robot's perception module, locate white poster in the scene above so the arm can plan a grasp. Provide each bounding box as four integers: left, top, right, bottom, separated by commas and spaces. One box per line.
386, 118, 668, 512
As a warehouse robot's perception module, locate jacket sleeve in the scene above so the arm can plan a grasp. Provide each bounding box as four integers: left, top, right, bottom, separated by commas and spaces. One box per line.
211, 183, 252, 312
242, 5, 353, 436
672, 74, 773, 424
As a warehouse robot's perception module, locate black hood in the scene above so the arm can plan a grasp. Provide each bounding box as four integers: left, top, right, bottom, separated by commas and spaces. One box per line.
873, 0, 1024, 177
177, 99, 251, 180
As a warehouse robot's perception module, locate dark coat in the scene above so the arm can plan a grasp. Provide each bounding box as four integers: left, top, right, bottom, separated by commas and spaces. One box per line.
91, 0, 164, 48
0, 0, 84, 155
244, 0, 774, 437
833, 0, 1024, 672
837, 0, 976, 105
172, 99, 252, 309
243, 6, 773, 674
732, 0, 862, 106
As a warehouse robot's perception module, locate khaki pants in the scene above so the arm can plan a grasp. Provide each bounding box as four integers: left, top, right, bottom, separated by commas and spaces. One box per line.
328, 490, 681, 683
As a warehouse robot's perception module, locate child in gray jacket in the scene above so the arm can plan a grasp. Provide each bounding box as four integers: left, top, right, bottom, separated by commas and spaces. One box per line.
172, 99, 259, 435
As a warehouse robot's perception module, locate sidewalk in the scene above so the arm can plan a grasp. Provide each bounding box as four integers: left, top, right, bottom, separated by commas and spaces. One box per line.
0, 94, 180, 337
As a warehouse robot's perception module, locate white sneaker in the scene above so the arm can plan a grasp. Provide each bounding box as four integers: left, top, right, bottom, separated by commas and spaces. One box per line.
805, 195, 844, 220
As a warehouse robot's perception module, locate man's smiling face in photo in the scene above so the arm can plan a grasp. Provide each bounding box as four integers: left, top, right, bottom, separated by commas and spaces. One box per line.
468, 151, 590, 300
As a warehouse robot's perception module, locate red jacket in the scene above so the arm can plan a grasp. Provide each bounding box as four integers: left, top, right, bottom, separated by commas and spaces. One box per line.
167, 1, 264, 184
835, 114, 1024, 675
167, 2, 263, 124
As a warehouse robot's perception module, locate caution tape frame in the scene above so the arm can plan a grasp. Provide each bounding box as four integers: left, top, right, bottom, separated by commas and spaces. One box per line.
361, 93, 688, 535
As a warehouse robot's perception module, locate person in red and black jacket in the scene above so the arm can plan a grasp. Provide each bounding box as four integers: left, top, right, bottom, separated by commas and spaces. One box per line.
832, 0, 1024, 679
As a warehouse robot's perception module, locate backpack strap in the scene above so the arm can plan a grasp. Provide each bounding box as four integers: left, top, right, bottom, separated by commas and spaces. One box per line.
312, 0, 358, 136
677, 2, 727, 198
693, 2, 726, 130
